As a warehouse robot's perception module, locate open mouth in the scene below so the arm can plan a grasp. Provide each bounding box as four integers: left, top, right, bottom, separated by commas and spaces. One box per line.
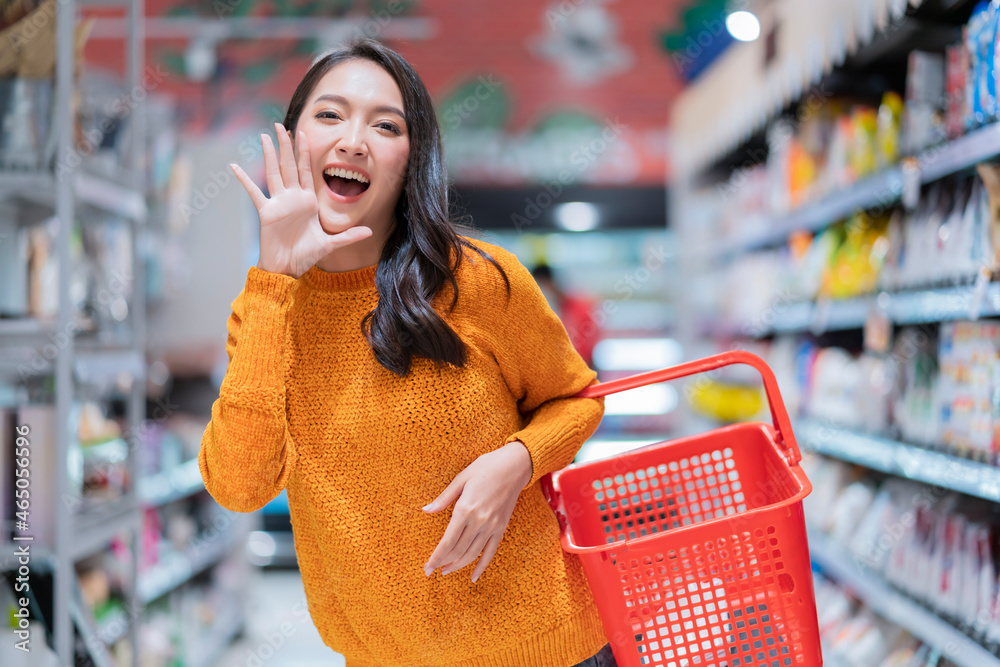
323, 166, 371, 199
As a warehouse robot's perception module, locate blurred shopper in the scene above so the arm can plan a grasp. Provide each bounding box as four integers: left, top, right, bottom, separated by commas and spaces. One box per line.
199, 37, 617, 667
532, 262, 602, 368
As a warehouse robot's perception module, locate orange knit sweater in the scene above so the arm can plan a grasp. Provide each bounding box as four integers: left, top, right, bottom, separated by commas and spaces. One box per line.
198, 234, 609, 666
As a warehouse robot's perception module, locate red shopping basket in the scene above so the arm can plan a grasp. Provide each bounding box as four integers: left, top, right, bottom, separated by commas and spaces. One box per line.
541, 351, 821, 667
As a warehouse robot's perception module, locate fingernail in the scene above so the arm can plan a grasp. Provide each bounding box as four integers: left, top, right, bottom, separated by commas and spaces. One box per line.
422, 504, 434, 511
472, 574, 479, 583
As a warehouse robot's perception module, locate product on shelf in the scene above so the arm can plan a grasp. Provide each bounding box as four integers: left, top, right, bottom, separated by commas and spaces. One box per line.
813, 573, 960, 667
903, 50, 947, 154
703, 166, 1000, 335
802, 454, 1000, 649
756, 322, 1000, 464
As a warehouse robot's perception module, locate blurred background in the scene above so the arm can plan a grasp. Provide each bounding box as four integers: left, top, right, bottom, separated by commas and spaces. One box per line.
3, 0, 1000, 665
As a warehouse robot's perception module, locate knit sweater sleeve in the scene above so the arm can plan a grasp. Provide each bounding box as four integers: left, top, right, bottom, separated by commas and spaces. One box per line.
484, 250, 605, 489
198, 267, 300, 513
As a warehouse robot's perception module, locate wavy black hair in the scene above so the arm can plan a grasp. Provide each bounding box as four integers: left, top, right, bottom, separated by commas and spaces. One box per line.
283, 37, 510, 377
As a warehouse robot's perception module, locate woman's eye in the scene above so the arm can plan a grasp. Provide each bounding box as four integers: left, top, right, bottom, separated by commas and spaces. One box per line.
317, 111, 341, 120
377, 122, 401, 135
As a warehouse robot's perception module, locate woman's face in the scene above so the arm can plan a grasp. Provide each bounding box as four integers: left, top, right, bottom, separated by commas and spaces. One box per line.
294, 59, 410, 238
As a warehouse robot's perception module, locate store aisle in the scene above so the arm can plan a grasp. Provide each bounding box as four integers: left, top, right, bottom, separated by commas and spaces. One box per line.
216, 570, 344, 667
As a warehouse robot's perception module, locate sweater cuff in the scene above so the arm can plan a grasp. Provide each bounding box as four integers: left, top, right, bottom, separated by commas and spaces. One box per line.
222, 267, 297, 401
506, 419, 583, 490
245, 265, 297, 304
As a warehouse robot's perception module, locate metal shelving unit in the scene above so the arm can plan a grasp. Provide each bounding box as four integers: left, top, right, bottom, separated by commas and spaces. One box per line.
138, 457, 204, 507
796, 419, 1000, 502
0, 4, 255, 664
671, 2, 1000, 664
50, 0, 144, 664
807, 526, 1000, 667
714, 118, 1000, 262
710, 282, 1000, 338
0, 1, 147, 665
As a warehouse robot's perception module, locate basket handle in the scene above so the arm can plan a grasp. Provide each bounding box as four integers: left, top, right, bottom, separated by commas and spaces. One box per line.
573, 350, 801, 464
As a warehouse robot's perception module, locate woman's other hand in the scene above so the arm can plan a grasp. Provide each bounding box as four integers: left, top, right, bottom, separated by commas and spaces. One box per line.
421, 441, 533, 583
230, 122, 373, 279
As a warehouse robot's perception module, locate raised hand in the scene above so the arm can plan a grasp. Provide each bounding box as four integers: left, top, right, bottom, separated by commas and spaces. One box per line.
230, 122, 373, 279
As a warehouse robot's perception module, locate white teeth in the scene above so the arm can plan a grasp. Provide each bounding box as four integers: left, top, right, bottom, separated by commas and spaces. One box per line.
323, 167, 370, 184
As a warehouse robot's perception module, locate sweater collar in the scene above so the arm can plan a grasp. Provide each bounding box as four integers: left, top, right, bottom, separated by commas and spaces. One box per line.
302, 262, 378, 291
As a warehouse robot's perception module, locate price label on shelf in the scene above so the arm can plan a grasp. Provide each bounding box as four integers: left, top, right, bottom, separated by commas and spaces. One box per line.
810, 297, 832, 335
864, 295, 892, 354
969, 265, 991, 321
901, 157, 921, 211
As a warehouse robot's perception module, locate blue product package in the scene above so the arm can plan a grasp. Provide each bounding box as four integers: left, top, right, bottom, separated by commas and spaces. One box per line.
986, 0, 1000, 119
970, 2, 989, 128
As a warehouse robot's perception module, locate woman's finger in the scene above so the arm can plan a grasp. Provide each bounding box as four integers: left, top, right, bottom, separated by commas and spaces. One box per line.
261, 133, 284, 195
441, 528, 488, 574
229, 163, 267, 211
275, 122, 299, 190
318, 224, 373, 254
425, 520, 468, 574
296, 130, 314, 191
470, 531, 502, 583
440, 516, 484, 572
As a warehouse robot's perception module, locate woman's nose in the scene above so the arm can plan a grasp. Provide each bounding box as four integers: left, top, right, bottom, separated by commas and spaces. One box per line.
337, 122, 367, 157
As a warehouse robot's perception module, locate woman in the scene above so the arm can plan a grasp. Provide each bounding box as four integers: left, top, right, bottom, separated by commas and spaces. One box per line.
198, 37, 615, 667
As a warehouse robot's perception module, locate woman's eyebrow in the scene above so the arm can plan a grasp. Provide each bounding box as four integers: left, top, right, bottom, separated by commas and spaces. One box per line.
312, 93, 405, 120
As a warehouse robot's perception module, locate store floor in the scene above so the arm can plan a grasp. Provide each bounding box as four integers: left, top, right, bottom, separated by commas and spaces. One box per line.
216, 568, 345, 667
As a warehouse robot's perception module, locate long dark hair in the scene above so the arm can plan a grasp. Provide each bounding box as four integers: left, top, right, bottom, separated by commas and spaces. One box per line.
283, 38, 510, 378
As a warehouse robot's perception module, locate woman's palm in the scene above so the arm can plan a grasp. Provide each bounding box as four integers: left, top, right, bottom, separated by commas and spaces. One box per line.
230, 122, 372, 279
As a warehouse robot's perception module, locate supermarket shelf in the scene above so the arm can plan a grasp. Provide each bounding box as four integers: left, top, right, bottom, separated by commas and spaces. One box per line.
137, 517, 245, 604
715, 168, 903, 260
796, 419, 1000, 502
0, 316, 96, 342
70, 596, 119, 667
819, 643, 851, 667
807, 525, 1000, 667
721, 283, 1000, 337
72, 497, 141, 562
189, 600, 245, 667
96, 605, 131, 646
75, 349, 146, 385
919, 121, 1000, 183
716, 121, 1000, 261
138, 457, 205, 507
0, 168, 147, 222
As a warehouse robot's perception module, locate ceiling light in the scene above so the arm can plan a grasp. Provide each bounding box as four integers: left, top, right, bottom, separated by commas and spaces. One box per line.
604, 384, 678, 415
592, 338, 684, 371
726, 11, 760, 42
555, 202, 600, 232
